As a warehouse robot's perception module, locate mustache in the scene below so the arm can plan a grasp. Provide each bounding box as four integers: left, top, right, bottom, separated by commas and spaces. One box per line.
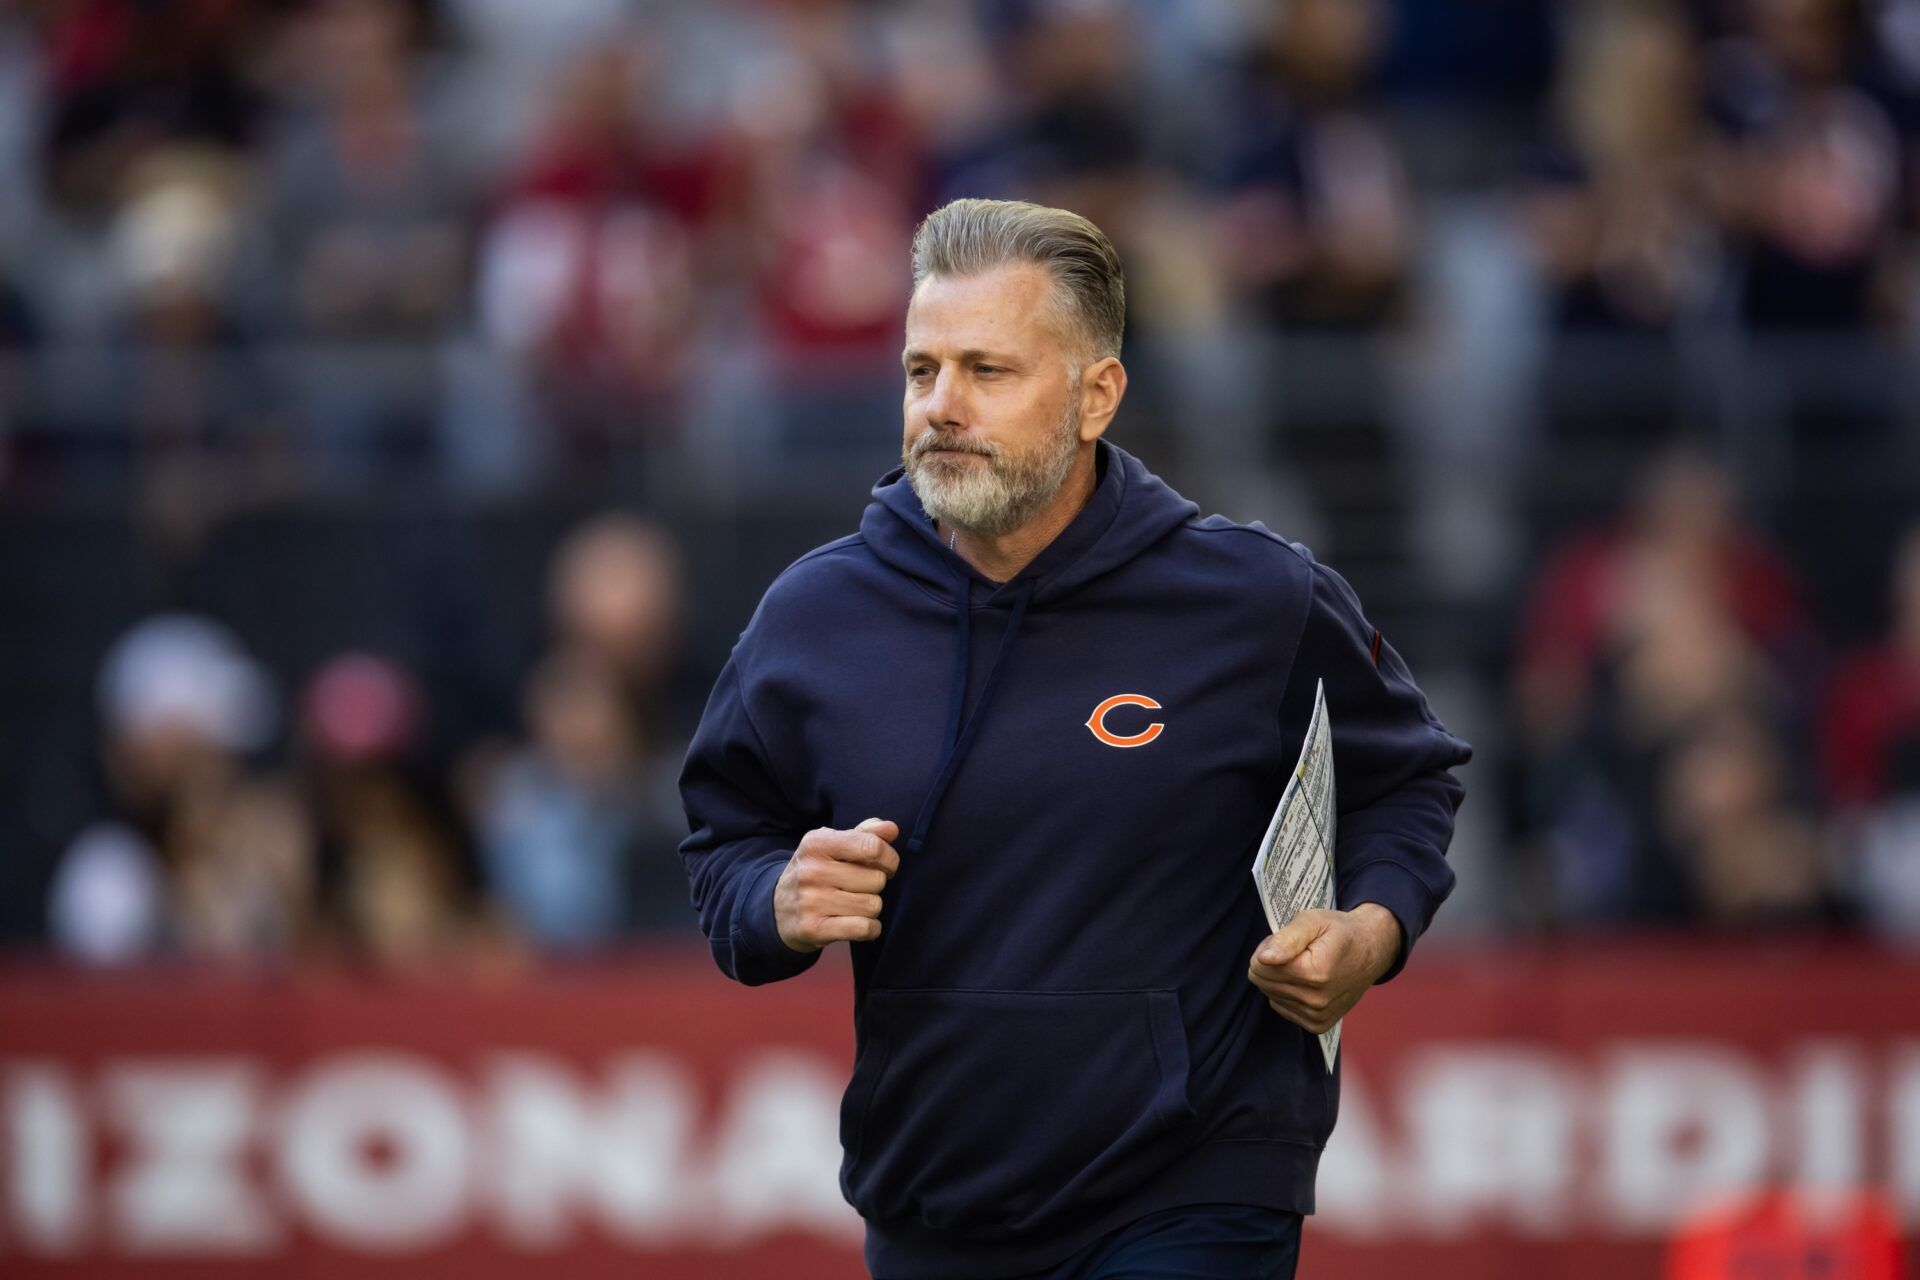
910, 434, 997, 460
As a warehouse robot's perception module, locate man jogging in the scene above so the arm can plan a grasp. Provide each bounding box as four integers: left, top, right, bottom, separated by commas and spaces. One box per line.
679, 197, 1471, 1279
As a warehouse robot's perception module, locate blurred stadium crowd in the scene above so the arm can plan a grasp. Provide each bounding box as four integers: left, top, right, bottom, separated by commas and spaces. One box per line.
1, 0, 1918, 967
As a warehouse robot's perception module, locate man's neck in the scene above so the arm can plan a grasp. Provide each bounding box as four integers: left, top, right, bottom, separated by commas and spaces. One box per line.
939, 447, 1098, 584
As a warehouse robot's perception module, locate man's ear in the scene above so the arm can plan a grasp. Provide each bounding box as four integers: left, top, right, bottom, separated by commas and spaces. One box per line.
1077, 356, 1128, 441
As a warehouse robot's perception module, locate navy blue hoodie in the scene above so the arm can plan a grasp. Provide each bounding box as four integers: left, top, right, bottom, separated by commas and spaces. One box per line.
679, 438, 1471, 1278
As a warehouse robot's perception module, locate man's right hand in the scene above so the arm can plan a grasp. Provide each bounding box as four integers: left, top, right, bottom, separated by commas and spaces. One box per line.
773, 817, 901, 953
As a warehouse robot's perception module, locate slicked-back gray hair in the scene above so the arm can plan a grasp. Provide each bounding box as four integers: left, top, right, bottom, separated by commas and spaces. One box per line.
909, 198, 1126, 361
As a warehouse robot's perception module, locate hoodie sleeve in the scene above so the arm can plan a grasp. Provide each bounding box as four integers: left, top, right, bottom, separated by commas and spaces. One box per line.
677, 649, 824, 987
1280, 552, 1473, 984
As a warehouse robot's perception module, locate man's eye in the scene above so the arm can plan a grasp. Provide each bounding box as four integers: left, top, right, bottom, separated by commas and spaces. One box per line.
975, 365, 1001, 375
908, 366, 933, 379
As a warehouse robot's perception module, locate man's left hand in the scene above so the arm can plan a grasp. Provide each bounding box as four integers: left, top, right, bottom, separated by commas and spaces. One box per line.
1246, 904, 1402, 1034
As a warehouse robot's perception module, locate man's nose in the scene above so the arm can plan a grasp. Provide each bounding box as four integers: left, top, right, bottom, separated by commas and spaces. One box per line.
924, 368, 965, 427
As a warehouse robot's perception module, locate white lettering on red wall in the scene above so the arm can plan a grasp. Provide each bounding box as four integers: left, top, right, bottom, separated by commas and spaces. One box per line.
106, 1061, 275, 1252
4, 1041, 1918, 1256
0, 948, 1915, 1275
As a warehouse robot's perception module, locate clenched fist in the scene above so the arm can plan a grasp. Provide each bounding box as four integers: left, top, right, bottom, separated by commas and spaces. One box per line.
774, 817, 902, 953
1246, 904, 1402, 1034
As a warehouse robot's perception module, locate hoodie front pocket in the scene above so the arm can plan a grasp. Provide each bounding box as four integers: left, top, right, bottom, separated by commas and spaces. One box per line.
839, 988, 1194, 1238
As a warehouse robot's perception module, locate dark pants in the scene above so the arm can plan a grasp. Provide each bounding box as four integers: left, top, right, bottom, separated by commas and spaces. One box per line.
1018, 1202, 1303, 1280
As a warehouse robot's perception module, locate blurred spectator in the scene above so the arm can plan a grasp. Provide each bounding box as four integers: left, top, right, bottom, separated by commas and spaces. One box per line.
1824, 524, 1920, 936
719, 1, 916, 461
1848, 790, 1920, 940
1824, 523, 1920, 806
103, 147, 266, 467
461, 511, 697, 941
1516, 450, 1813, 742
47, 613, 276, 962
263, 0, 465, 341
439, 0, 635, 166
293, 650, 504, 970
46, 822, 165, 964
110, 149, 244, 341
168, 773, 319, 960
1704, 0, 1907, 331
92, 612, 276, 826
1175, 0, 1422, 583
881, 7, 1010, 208
1515, 0, 1713, 333
1209, 0, 1414, 331
260, 0, 467, 477
475, 40, 707, 464
331, 768, 500, 971
1512, 450, 1823, 924
732, 1, 917, 339
998, 2, 1153, 241
471, 649, 656, 946
1659, 705, 1834, 925
547, 511, 685, 722
38, 0, 262, 218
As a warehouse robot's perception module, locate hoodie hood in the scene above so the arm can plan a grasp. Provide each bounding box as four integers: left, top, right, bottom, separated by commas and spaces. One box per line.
861, 437, 1201, 855
862, 436, 1201, 609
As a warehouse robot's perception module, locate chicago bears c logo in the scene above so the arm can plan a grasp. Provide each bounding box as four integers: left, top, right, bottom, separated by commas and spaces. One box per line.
1085, 693, 1165, 748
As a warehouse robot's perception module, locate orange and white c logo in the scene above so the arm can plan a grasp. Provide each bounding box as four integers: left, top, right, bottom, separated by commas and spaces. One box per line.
1085, 693, 1165, 748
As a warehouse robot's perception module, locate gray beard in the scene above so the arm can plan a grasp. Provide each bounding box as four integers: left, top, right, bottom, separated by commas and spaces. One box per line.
903, 393, 1082, 538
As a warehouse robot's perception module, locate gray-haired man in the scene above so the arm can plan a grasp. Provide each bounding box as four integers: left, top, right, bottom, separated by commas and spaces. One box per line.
679, 197, 1471, 1278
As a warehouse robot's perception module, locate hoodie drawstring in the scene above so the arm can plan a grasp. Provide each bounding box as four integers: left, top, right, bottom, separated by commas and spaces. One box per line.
904, 568, 1034, 855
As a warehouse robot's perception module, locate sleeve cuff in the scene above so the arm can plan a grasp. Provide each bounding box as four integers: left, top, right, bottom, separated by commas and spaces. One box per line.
730, 855, 823, 985
1338, 859, 1433, 985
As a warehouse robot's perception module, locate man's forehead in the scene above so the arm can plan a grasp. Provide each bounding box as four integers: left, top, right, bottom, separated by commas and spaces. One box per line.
903, 264, 1062, 354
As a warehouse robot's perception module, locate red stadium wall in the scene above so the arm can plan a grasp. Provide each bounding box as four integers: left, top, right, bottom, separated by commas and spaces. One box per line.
1, 943, 1916, 1279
